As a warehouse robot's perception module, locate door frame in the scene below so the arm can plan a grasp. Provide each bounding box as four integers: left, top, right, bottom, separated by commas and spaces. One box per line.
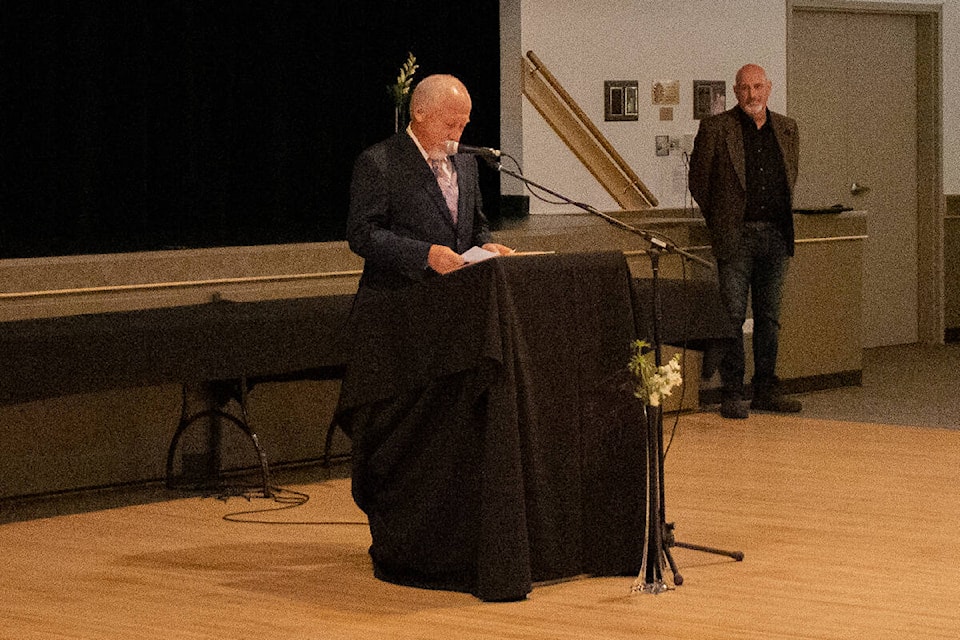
786, 0, 944, 344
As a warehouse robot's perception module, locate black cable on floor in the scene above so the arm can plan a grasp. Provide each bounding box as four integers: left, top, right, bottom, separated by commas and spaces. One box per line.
212, 484, 367, 526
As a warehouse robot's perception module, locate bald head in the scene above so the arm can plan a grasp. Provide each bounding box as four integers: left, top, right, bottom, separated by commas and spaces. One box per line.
735, 64, 768, 87
734, 63, 772, 126
410, 74, 470, 115
409, 74, 472, 158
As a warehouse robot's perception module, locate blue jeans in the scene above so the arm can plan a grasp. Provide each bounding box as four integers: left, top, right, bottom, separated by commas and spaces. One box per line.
716, 222, 790, 395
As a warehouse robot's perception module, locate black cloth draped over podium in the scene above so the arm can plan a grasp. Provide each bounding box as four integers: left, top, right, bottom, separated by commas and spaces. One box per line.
336, 252, 653, 601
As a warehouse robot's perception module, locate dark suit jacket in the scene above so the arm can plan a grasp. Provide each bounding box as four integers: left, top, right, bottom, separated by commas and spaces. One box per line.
346, 131, 493, 291
688, 106, 799, 261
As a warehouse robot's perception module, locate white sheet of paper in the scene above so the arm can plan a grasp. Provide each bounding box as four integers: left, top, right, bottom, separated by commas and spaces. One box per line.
461, 246, 499, 263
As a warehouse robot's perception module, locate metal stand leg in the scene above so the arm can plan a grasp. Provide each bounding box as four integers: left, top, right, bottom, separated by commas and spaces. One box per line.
165, 379, 273, 497
636, 248, 743, 592
322, 418, 339, 467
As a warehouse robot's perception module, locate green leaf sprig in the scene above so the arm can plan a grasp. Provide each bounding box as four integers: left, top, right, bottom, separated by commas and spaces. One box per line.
388, 52, 419, 108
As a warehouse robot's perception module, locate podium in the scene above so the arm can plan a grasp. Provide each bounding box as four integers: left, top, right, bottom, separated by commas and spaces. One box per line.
336, 251, 649, 601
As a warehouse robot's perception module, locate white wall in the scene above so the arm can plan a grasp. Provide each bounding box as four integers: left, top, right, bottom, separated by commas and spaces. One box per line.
504, 0, 958, 213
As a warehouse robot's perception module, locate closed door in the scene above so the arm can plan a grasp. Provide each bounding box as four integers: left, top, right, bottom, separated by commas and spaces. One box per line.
789, 9, 918, 348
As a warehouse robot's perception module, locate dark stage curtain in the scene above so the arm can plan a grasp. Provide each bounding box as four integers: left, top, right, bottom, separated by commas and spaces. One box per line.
0, 0, 500, 258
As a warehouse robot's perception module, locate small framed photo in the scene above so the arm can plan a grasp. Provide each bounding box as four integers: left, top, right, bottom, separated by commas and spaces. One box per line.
693, 80, 726, 119
651, 80, 680, 105
604, 80, 639, 121
655, 135, 670, 157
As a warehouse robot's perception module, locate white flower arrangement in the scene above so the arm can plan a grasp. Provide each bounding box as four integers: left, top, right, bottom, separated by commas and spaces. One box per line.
628, 339, 682, 407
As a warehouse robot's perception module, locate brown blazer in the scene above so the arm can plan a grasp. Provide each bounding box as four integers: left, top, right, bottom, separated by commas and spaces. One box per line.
688, 106, 799, 261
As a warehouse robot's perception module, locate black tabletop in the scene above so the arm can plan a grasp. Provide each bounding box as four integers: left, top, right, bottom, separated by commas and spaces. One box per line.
1, 295, 355, 405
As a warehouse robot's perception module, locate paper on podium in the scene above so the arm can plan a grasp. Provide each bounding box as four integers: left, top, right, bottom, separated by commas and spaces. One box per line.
461, 246, 500, 264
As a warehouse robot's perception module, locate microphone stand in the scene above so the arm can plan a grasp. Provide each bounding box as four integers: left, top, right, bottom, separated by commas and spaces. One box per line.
490, 159, 743, 590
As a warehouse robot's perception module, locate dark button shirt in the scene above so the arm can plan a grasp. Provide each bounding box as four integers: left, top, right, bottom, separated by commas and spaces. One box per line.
739, 107, 790, 223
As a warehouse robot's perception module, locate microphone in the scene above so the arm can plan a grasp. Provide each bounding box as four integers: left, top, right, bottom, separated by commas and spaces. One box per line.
445, 140, 501, 158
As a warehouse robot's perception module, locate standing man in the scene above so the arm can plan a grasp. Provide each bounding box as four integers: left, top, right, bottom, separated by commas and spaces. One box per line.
689, 63, 803, 419
342, 73, 514, 597
347, 73, 511, 292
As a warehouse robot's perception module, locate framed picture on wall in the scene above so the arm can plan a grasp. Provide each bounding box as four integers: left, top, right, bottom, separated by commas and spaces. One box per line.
604, 80, 639, 121
655, 135, 670, 157
693, 80, 726, 119
651, 80, 680, 105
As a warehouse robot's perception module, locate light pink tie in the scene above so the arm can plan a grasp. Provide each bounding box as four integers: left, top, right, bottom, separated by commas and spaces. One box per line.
430, 158, 459, 222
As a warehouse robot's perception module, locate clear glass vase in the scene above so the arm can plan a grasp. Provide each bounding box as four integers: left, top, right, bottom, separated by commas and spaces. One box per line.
630, 402, 669, 594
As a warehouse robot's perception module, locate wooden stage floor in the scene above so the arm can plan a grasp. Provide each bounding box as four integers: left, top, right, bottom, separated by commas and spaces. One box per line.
2, 411, 959, 639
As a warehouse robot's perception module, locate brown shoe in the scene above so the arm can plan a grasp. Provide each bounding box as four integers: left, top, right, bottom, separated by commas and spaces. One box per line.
750, 391, 802, 413
721, 393, 749, 419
